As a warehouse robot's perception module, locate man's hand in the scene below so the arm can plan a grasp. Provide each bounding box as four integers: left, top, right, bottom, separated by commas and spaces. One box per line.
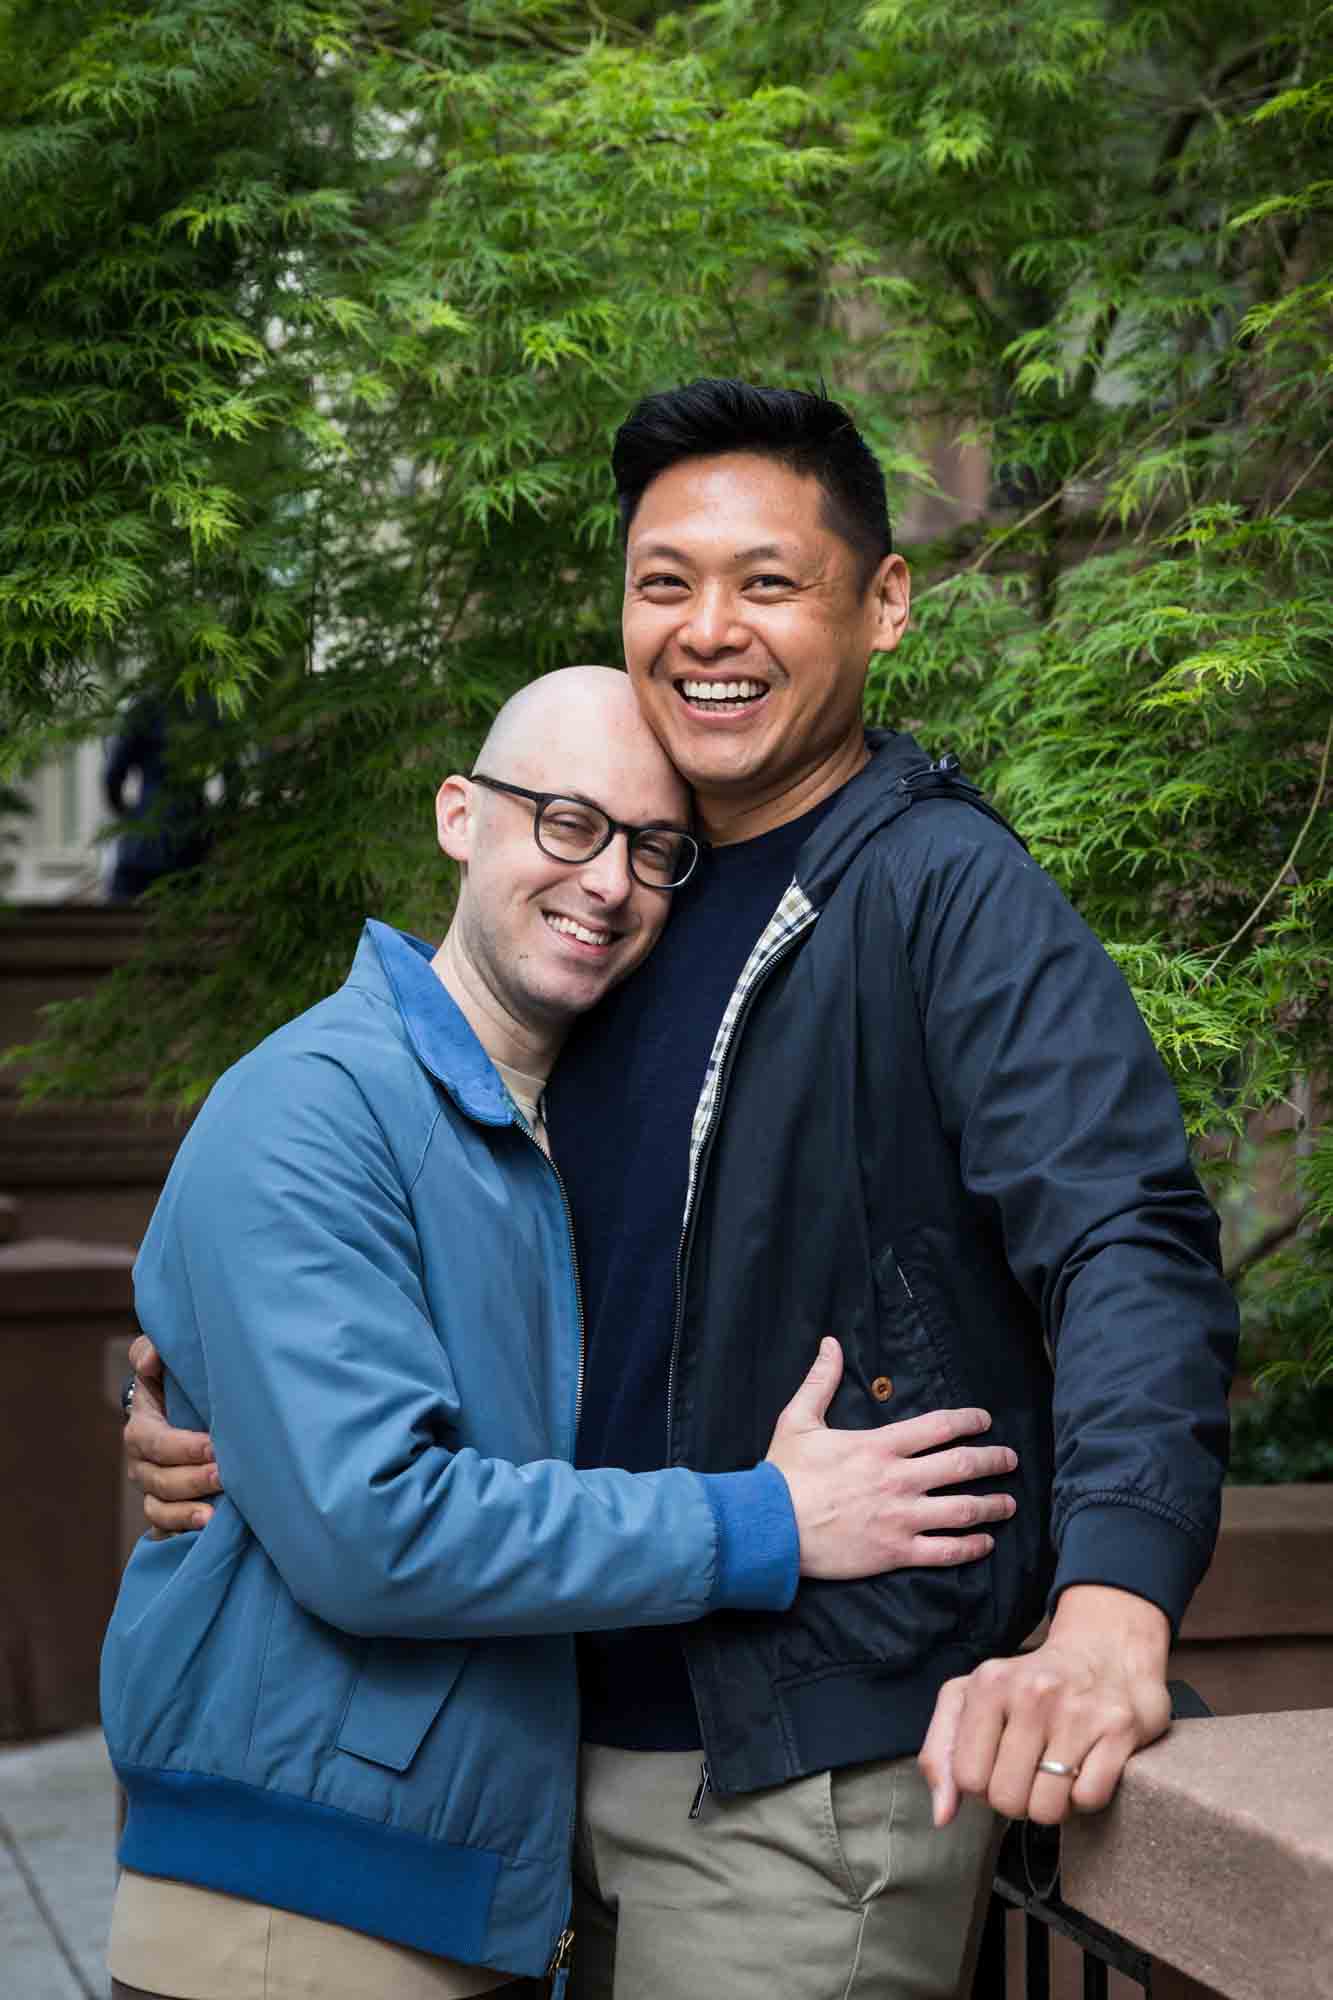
918, 1583, 1172, 1828
125, 1334, 221, 1535
766, 1338, 1017, 1581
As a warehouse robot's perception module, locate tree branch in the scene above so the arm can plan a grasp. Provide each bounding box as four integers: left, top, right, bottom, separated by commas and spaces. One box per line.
913, 390, 1216, 602
1072, 39, 1278, 408
357, 16, 581, 73
1225, 1201, 1316, 1286
914, 470, 1083, 601
1278, 433, 1333, 511
1194, 714, 1333, 988
941, 254, 1002, 335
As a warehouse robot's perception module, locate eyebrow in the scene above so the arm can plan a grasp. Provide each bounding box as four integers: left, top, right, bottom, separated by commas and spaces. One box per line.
558, 788, 693, 834
630, 541, 795, 567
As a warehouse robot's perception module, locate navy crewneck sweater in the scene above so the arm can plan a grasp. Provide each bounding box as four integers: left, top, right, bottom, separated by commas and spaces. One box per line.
545, 797, 832, 1750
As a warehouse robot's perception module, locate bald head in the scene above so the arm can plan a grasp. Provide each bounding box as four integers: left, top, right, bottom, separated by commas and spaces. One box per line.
432, 665, 691, 1069
475, 665, 679, 798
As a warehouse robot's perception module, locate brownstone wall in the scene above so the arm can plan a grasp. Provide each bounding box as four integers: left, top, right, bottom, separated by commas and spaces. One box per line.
0, 908, 190, 1247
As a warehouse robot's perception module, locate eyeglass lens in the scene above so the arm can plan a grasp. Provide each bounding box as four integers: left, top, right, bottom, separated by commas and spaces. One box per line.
536, 798, 696, 886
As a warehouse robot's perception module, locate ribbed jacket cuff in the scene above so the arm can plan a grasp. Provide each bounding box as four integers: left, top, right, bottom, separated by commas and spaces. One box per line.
697, 1463, 800, 1613
1051, 1499, 1212, 1636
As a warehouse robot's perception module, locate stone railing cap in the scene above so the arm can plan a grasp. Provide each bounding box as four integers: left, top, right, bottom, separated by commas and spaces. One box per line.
1062, 1708, 1333, 2000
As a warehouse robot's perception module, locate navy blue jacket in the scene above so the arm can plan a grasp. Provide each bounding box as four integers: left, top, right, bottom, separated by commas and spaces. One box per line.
669, 733, 1238, 1795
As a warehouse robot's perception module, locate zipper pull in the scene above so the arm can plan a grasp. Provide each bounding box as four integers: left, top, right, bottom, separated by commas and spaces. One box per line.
546, 1925, 574, 1994
688, 1760, 713, 1820
900, 751, 962, 795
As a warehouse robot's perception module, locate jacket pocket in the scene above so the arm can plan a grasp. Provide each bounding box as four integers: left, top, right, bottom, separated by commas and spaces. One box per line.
336, 1636, 470, 1774
868, 1244, 959, 1416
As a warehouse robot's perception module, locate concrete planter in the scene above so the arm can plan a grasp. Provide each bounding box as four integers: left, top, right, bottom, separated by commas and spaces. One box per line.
1170, 1483, 1333, 1717
0, 906, 190, 1245
0, 1231, 136, 1741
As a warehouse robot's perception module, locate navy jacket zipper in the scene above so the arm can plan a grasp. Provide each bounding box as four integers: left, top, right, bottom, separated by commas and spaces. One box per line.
665, 916, 816, 1465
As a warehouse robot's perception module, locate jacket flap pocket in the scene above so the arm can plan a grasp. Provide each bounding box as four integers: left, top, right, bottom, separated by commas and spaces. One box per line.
336, 1638, 469, 1774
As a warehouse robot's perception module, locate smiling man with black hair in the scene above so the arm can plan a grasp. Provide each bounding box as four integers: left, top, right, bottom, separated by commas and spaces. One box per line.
541, 381, 1234, 1999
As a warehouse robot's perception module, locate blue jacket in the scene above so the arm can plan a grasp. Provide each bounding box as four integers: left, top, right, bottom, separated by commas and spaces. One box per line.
101, 922, 798, 1980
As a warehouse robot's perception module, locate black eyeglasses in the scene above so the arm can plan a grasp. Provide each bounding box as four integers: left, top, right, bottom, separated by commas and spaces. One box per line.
470, 775, 700, 890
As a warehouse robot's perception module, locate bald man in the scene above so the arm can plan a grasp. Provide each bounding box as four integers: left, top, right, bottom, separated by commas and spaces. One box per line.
101, 668, 1016, 2000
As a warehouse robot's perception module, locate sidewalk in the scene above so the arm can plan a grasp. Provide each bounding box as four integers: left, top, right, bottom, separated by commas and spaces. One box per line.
0, 1728, 117, 1999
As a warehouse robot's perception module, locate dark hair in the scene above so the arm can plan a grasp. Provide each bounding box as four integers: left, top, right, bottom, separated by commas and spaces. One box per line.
612, 378, 891, 584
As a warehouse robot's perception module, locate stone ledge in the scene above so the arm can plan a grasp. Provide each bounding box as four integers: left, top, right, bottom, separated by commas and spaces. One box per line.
1061, 1709, 1333, 2000
1180, 1485, 1333, 1641
0, 1236, 136, 1316
0, 1105, 188, 1187
0, 905, 151, 973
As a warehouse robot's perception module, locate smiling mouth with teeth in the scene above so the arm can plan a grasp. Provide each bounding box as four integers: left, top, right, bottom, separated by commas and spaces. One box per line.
676, 678, 769, 712
545, 912, 615, 949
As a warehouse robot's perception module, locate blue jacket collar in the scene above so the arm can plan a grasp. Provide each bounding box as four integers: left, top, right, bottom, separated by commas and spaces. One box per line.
354, 920, 513, 1127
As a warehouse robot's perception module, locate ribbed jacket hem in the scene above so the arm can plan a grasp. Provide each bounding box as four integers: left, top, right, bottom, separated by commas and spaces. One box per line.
693, 1645, 982, 1796
114, 1765, 537, 1973
1050, 1496, 1211, 1635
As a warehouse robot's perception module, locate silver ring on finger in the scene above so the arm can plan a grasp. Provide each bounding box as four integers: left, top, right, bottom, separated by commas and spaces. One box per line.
1037, 1757, 1082, 1779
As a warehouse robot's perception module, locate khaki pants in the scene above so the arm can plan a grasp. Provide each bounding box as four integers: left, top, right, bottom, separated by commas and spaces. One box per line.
107, 1871, 525, 2000
111, 1984, 539, 1999
569, 1746, 999, 2000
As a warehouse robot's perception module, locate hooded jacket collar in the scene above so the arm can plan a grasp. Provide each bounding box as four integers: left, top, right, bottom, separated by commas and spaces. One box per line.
790, 729, 1022, 908
791, 730, 930, 907
353, 919, 514, 1127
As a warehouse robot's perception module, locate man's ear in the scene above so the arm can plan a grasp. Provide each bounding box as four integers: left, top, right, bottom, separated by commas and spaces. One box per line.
868, 552, 911, 655
435, 775, 474, 864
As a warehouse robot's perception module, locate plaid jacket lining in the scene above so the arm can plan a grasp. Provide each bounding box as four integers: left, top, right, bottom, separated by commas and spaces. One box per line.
688, 879, 818, 1168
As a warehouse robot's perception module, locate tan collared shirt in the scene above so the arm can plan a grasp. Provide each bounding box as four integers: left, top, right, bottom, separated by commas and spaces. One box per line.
494, 1057, 549, 1156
